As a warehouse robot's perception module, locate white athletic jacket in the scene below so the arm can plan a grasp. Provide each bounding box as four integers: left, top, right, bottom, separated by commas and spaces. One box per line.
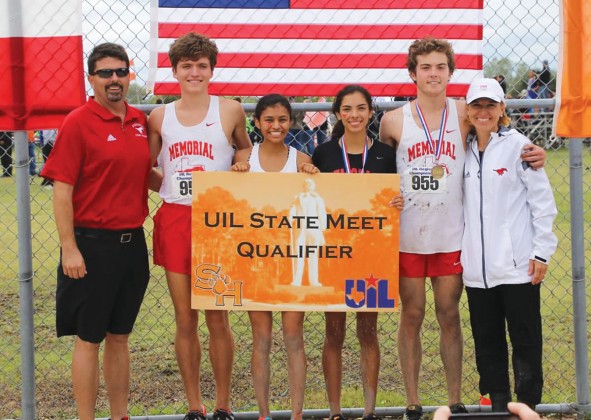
461, 127, 558, 289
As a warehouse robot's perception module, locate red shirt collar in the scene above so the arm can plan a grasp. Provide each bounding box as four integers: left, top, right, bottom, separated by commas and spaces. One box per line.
87, 96, 142, 123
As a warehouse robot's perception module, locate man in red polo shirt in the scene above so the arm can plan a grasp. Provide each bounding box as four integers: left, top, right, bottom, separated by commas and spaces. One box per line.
41, 43, 153, 420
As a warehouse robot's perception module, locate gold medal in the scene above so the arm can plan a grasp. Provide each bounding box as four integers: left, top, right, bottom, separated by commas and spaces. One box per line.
431, 164, 444, 179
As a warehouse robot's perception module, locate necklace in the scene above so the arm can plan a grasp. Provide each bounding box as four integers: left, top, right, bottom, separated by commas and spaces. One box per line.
415, 100, 448, 179
340, 136, 369, 173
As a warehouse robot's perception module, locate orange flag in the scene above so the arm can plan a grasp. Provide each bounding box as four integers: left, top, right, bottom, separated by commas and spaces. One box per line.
554, 0, 591, 137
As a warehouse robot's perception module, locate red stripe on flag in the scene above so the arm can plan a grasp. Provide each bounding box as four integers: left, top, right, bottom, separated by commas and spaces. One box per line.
0, 36, 85, 130
154, 82, 471, 97
159, 23, 482, 40
158, 52, 482, 69
290, 0, 483, 8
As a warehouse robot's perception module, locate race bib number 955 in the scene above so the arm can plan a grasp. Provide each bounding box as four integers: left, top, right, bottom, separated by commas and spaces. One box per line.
403, 167, 446, 194
171, 172, 193, 198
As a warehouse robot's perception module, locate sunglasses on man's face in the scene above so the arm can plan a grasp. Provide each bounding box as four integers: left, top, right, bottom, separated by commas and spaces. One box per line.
91, 68, 130, 79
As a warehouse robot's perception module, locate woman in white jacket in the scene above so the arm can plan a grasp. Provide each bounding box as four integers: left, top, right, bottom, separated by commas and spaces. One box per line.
461, 78, 557, 412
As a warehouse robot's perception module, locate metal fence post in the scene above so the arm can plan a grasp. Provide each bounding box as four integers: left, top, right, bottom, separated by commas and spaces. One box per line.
568, 138, 591, 417
14, 131, 36, 419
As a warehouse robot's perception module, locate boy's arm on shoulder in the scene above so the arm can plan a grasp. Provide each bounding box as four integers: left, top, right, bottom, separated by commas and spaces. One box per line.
148, 106, 165, 165
455, 99, 471, 147
221, 98, 252, 150
379, 108, 403, 148
522, 143, 546, 169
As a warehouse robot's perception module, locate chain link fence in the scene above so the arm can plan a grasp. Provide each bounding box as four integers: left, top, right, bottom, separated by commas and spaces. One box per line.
1, 0, 590, 418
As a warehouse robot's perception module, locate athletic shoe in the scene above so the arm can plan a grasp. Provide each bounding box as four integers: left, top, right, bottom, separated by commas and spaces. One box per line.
213, 408, 235, 420
258, 417, 272, 420
450, 403, 468, 414
329, 414, 346, 420
184, 410, 207, 420
403, 405, 423, 420
362, 413, 382, 420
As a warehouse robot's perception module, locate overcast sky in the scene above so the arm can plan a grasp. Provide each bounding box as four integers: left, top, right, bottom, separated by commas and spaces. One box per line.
82, 0, 560, 87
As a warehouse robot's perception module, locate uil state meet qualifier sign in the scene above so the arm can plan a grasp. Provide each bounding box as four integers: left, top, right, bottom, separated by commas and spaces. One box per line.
190, 172, 400, 312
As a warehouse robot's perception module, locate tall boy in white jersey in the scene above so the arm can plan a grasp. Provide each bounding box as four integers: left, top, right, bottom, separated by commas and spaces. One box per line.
148, 32, 251, 420
379, 37, 546, 420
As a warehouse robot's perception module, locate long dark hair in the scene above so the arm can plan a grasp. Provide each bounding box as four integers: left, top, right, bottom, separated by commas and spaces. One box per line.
254, 94, 293, 121
330, 85, 373, 141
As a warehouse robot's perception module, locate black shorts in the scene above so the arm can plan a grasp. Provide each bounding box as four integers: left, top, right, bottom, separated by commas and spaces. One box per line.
56, 227, 150, 344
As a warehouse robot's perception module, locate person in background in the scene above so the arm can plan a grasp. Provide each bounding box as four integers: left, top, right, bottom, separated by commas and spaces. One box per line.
27, 130, 37, 176
0, 131, 13, 177
40, 129, 58, 188
537, 60, 551, 99
494, 74, 507, 94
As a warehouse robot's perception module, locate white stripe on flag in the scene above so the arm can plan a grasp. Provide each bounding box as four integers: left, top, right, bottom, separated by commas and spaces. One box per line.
158, 7, 481, 25
154, 67, 482, 84
156, 39, 482, 54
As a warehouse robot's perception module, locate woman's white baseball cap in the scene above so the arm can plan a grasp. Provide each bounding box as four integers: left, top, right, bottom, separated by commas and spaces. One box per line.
466, 78, 505, 104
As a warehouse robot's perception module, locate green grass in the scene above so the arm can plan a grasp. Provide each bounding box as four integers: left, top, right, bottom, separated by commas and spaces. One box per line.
0, 146, 590, 419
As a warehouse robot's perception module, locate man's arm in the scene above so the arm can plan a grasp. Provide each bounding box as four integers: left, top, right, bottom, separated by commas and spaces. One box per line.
53, 181, 86, 279
148, 106, 164, 166
379, 109, 403, 148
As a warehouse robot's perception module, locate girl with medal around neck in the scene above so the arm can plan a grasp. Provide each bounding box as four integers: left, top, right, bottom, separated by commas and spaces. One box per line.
312, 85, 403, 420
231, 94, 318, 420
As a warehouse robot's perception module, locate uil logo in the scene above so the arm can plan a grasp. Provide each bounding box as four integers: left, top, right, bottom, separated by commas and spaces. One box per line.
345, 274, 395, 309
194, 263, 243, 306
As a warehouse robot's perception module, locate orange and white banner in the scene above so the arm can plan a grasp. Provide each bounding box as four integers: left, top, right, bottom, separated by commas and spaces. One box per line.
554, 0, 591, 137
191, 172, 400, 312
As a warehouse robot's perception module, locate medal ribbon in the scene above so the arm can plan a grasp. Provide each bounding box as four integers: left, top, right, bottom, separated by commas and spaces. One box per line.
340, 136, 368, 173
415, 100, 448, 162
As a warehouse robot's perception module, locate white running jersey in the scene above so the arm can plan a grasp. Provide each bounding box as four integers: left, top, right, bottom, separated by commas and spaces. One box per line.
158, 96, 234, 205
248, 144, 298, 173
396, 98, 465, 253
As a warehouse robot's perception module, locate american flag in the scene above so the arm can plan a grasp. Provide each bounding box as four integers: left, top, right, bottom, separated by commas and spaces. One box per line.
150, 0, 483, 97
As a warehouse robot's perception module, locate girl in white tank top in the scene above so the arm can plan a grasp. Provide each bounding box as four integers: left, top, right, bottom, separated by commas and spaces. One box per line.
231, 94, 318, 420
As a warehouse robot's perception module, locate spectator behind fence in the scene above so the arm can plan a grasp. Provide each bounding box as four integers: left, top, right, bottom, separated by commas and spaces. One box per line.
494, 74, 507, 94
231, 93, 319, 420
527, 69, 540, 100
538, 60, 551, 99
40, 42, 154, 420
40, 129, 57, 188
379, 37, 548, 420
285, 96, 310, 154
304, 96, 329, 147
312, 84, 403, 420
462, 78, 557, 412
27, 130, 37, 176
0, 131, 13, 177
148, 31, 251, 420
